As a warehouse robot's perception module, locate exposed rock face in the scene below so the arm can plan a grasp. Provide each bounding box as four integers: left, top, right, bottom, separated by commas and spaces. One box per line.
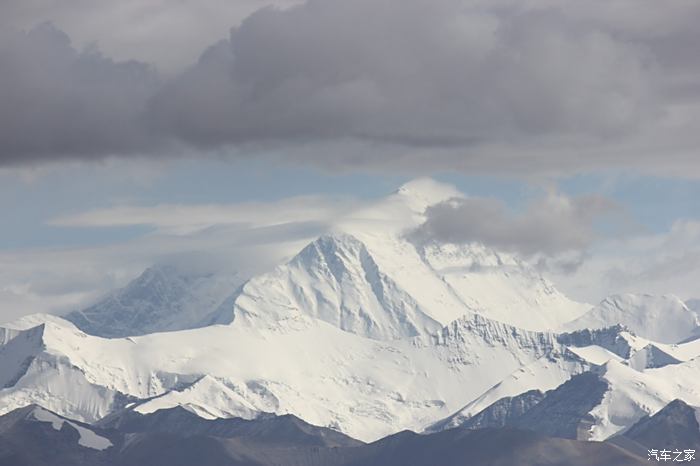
425, 389, 546, 433
617, 399, 700, 452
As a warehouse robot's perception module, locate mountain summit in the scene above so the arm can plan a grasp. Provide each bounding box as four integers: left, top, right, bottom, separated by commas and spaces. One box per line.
65, 264, 241, 338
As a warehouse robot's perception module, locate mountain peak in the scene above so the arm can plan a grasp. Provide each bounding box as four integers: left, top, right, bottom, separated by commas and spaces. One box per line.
64, 264, 242, 338
230, 231, 444, 340
618, 398, 700, 452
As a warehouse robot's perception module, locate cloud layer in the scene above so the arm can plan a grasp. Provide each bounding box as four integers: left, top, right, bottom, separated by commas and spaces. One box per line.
0, 196, 344, 320
1, 0, 700, 175
153, 1, 653, 147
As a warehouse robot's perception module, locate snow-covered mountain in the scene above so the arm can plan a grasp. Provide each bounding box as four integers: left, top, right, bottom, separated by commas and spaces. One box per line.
615, 398, 700, 452
2, 179, 700, 448
514, 359, 700, 441
218, 233, 444, 340
425, 389, 546, 433
11, 291, 697, 443
204, 191, 591, 336
561, 294, 700, 344
0, 305, 597, 441
64, 264, 242, 338
59, 180, 589, 340
427, 328, 700, 441
211, 231, 590, 338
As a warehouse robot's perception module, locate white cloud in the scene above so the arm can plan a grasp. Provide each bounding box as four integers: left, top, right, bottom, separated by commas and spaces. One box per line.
1, 195, 360, 322
549, 219, 700, 302
49, 195, 360, 234
0, 222, 325, 321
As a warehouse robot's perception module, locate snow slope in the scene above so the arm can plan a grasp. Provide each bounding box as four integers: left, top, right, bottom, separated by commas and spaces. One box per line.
527, 359, 700, 441
426, 324, 700, 438
0, 309, 591, 442
416, 241, 589, 330
428, 360, 698, 442
226, 234, 444, 340
561, 294, 700, 344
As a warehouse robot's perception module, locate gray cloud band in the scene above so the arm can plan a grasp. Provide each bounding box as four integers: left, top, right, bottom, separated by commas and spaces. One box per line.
1, 0, 699, 173
412, 194, 619, 257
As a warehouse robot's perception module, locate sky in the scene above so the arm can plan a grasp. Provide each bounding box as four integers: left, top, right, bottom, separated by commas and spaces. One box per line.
1, 0, 700, 320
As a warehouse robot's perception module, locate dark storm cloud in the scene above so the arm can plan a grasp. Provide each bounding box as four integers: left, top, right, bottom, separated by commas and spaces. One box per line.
152, 0, 654, 147
1, 0, 699, 173
413, 193, 618, 256
0, 23, 159, 163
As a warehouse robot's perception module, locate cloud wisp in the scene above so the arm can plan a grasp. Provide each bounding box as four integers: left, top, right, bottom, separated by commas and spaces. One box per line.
1, 0, 700, 175
49, 195, 359, 235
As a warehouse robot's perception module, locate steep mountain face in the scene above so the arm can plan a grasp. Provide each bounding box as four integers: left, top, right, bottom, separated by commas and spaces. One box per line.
227, 234, 444, 340
425, 389, 546, 433
210, 232, 590, 339
617, 399, 700, 454
627, 344, 683, 370
64, 265, 241, 338
557, 325, 639, 359
427, 372, 610, 440
509, 372, 610, 440
561, 294, 700, 344
426, 322, 700, 441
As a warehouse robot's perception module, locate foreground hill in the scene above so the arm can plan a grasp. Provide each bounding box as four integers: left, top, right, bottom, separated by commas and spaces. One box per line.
0, 405, 649, 466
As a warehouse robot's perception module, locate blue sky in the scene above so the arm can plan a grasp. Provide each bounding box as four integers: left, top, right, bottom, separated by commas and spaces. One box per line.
3, 160, 699, 250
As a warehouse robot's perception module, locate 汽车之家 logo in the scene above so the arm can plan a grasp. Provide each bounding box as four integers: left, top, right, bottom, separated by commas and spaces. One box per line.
648, 449, 696, 462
